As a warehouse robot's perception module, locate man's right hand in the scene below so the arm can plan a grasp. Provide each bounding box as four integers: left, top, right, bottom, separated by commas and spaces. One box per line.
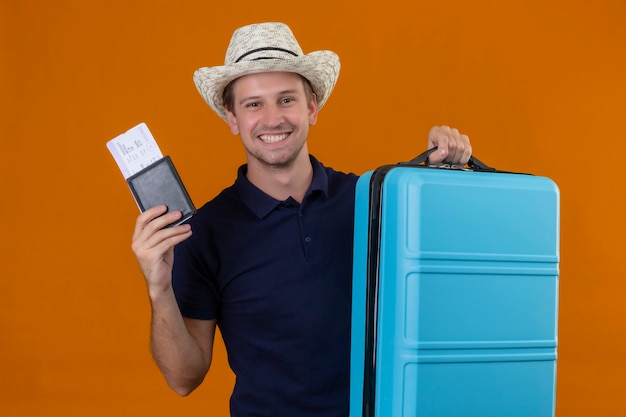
131, 205, 193, 297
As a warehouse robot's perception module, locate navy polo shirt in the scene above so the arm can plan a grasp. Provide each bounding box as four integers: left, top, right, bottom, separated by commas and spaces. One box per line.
172, 155, 358, 417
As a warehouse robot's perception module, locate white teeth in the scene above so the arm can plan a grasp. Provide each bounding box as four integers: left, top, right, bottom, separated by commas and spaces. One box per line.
259, 133, 289, 143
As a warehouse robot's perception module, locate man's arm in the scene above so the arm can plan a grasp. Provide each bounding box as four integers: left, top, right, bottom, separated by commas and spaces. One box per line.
132, 206, 214, 396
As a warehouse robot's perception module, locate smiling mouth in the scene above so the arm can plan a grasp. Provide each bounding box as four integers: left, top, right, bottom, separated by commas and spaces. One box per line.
259, 133, 290, 144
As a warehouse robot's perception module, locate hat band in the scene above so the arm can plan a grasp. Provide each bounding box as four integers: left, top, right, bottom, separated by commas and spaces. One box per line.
234, 47, 299, 63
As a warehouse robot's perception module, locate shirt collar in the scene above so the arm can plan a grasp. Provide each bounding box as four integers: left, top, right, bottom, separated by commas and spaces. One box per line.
235, 155, 329, 219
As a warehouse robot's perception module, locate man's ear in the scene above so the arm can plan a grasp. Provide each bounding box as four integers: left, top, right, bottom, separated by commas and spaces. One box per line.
225, 108, 240, 135
308, 93, 319, 126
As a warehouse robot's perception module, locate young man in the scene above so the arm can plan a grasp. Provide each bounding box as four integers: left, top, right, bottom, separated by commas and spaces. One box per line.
132, 22, 471, 416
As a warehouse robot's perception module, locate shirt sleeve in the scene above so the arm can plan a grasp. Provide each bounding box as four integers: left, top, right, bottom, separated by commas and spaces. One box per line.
172, 215, 220, 320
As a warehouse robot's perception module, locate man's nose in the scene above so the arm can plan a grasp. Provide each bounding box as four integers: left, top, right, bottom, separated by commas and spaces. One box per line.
261, 104, 284, 125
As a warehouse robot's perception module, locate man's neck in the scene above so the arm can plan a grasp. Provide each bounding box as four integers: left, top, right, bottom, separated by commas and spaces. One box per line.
246, 152, 313, 203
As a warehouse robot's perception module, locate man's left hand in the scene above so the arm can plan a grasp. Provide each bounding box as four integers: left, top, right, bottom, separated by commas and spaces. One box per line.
427, 125, 472, 166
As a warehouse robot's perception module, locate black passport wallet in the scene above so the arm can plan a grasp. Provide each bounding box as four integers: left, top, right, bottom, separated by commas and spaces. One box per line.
126, 156, 196, 227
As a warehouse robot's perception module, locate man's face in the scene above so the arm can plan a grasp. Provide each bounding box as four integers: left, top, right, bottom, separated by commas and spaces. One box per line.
225, 72, 318, 170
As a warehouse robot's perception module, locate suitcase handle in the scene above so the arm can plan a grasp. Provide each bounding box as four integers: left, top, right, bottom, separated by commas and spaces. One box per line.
406, 147, 496, 172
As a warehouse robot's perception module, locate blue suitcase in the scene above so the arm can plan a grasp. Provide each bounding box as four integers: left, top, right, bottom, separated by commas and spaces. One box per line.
350, 150, 560, 417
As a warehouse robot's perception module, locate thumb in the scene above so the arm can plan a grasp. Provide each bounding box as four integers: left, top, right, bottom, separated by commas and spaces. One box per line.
428, 146, 448, 164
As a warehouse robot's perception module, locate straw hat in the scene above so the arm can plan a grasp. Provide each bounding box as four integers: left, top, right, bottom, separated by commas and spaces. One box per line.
193, 22, 341, 122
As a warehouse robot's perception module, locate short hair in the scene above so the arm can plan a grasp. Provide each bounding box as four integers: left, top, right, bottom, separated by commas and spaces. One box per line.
222, 74, 316, 115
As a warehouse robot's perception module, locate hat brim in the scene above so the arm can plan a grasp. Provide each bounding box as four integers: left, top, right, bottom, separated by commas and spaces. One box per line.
193, 50, 340, 122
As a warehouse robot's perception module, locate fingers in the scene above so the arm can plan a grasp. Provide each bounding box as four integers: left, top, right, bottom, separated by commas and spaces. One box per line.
427, 125, 472, 165
133, 205, 169, 241
131, 205, 192, 263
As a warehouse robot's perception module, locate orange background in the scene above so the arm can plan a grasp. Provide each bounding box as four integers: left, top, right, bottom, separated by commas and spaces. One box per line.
2, 0, 625, 415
